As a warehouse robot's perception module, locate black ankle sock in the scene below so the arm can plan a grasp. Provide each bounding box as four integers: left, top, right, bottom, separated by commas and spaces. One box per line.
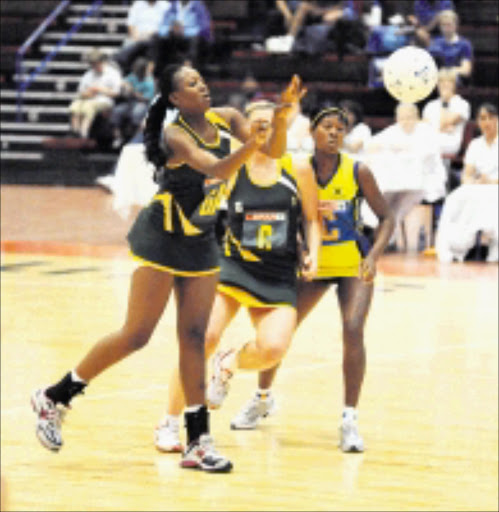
45, 371, 87, 406
184, 405, 209, 445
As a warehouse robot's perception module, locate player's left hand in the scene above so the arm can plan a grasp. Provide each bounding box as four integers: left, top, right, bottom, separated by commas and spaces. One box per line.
359, 255, 376, 284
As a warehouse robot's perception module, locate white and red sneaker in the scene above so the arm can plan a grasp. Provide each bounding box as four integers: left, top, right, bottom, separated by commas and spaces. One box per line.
180, 434, 233, 473
31, 389, 67, 452
206, 349, 235, 410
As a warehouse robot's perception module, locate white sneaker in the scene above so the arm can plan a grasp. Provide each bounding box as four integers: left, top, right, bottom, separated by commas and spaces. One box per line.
180, 434, 233, 473
265, 34, 294, 53
31, 389, 67, 452
154, 416, 183, 453
230, 393, 277, 430
206, 349, 235, 410
339, 420, 365, 453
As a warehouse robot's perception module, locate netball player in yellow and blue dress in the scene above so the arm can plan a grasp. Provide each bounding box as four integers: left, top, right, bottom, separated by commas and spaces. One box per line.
154, 100, 321, 453
31, 64, 306, 473
209, 105, 395, 453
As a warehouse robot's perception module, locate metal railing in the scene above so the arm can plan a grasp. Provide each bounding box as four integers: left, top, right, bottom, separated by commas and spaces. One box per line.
15, 0, 104, 121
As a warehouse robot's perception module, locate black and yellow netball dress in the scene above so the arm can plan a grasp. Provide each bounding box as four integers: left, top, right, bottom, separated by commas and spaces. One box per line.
312, 152, 370, 280
127, 111, 232, 276
219, 154, 301, 308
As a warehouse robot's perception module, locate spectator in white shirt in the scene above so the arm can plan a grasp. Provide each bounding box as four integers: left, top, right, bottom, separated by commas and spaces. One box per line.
363, 102, 446, 248
436, 103, 498, 262
422, 68, 470, 158
339, 99, 372, 162
69, 49, 123, 138
461, 104, 498, 185
114, 0, 170, 74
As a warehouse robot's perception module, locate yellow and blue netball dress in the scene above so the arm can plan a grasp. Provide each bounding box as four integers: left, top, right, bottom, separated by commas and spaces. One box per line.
219, 154, 301, 307
127, 111, 232, 276
313, 152, 370, 279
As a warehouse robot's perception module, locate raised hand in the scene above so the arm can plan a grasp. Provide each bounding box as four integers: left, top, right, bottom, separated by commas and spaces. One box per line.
275, 75, 307, 120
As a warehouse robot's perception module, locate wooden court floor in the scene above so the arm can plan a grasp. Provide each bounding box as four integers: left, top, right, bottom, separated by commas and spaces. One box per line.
1, 186, 498, 511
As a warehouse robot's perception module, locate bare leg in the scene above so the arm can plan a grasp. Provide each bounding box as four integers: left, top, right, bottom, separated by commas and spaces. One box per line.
257, 279, 331, 388
336, 277, 373, 407
236, 306, 297, 371
76, 266, 174, 381
166, 291, 240, 416
174, 273, 219, 406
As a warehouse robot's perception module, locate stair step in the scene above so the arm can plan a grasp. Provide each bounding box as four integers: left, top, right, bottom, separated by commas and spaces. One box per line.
1, 104, 69, 114
69, 4, 129, 15
1, 134, 45, 143
1, 90, 77, 103
14, 73, 80, 83
66, 16, 127, 25
1, 121, 69, 132
22, 60, 89, 71
42, 31, 124, 42
0, 151, 44, 160
41, 44, 120, 55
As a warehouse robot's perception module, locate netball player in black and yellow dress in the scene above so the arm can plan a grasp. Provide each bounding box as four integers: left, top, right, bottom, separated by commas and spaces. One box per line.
31, 64, 306, 473
220, 106, 395, 453
154, 101, 321, 453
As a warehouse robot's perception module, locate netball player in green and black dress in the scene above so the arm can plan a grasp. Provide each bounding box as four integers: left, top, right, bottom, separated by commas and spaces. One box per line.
31, 65, 306, 473
154, 101, 321, 453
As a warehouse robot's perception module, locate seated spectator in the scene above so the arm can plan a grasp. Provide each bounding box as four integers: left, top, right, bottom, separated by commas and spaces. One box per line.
407, 0, 455, 47
110, 57, 156, 148
365, 0, 414, 55
363, 102, 447, 250
422, 68, 471, 160
427, 10, 473, 83
339, 99, 372, 161
113, 0, 170, 75
266, 1, 365, 58
150, 0, 212, 77
436, 104, 498, 262
69, 48, 122, 138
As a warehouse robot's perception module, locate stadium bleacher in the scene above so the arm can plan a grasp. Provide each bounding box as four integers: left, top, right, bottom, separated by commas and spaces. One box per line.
0, 0, 497, 185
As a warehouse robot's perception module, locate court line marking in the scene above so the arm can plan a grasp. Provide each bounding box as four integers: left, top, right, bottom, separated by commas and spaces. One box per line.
2, 341, 496, 416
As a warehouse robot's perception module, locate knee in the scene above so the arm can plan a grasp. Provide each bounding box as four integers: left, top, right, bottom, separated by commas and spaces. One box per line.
343, 320, 364, 347
261, 340, 288, 366
179, 324, 206, 353
123, 327, 152, 351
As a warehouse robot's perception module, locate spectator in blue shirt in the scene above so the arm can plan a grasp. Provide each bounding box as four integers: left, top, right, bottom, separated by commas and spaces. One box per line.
110, 57, 156, 147
150, 0, 212, 77
428, 10, 473, 82
407, 0, 454, 47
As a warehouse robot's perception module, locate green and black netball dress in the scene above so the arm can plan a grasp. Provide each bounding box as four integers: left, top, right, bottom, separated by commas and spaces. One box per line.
127, 110, 232, 276
219, 154, 301, 307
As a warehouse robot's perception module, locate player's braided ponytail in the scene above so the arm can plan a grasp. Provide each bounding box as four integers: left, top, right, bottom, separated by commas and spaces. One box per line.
143, 64, 184, 170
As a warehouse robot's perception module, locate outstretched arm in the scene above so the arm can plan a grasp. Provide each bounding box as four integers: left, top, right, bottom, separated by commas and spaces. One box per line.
164, 120, 269, 180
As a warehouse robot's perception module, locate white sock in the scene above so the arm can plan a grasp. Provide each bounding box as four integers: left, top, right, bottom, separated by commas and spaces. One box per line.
342, 406, 358, 423
71, 369, 87, 384
257, 388, 272, 400
185, 404, 203, 414
166, 414, 180, 424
